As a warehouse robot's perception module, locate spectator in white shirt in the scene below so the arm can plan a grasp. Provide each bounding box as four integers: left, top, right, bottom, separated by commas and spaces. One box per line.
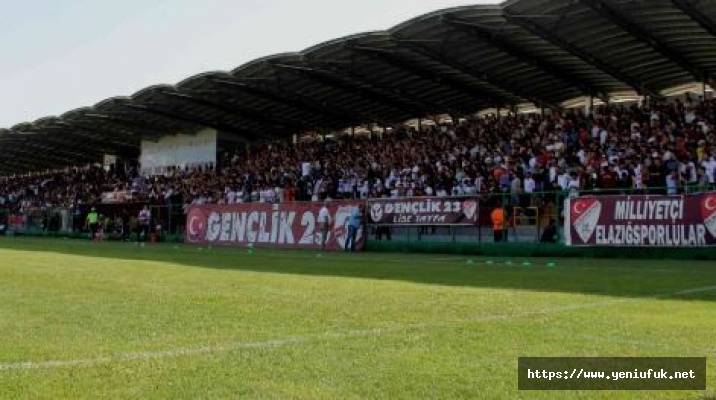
301, 162, 312, 178
557, 170, 571, 191
317, 201, 331, 252
390, 186, 399, 198
666, 171, 679, 195
524, 173, 536, 194
265, 188, 277, 203
137, 206, 151, 243
703, 156, 716, 185
510, 175, 522, 205
359, 181, 369, 199
568, 173, 581, 198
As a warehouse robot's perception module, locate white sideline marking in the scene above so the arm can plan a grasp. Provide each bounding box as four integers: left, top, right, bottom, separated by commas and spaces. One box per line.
1, 285, 714, 372
578, 335, 716, 354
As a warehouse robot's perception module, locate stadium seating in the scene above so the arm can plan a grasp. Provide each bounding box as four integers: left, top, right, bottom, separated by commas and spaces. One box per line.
1, 98, 715, 217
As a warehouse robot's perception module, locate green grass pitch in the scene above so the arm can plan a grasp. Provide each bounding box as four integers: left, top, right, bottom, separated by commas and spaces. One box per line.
1, 238, 715, 399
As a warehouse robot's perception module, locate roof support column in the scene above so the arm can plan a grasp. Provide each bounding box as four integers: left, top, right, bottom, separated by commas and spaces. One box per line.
703, 82, 708, 99
320, 130, 327, 155
585, 96, 594, 117
417, 118, 423, 134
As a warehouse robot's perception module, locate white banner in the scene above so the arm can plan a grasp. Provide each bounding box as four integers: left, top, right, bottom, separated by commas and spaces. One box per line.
103, 154, 117, 166
140, 129, 217, 174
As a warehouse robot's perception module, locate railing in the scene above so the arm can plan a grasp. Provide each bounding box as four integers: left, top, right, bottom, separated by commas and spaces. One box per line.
1, 185, 714, 246
0, 202, 186, 242
0, 207, 74, 236
365, 192, 558, 245
365, 186, 716, 248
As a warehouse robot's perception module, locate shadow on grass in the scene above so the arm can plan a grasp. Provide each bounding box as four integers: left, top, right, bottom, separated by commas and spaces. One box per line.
2, 237, 716, 302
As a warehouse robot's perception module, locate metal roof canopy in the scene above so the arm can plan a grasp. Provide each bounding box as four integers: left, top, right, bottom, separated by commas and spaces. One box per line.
1, 0, 715, 174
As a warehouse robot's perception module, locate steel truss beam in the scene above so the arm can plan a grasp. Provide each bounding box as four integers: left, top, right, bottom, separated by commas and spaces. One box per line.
157, 90, 317, 131
270, 62, 432, 117
671, 0, 716, 39
382, 39, 559, 109
581, 0, 706, 81
440, 15, 611, 101
504, 9, 659, 97
206, 78, 377, 126
125, 103, 274, 141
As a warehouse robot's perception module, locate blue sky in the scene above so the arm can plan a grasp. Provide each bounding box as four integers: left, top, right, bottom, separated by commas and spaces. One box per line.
0, 0, 501, 128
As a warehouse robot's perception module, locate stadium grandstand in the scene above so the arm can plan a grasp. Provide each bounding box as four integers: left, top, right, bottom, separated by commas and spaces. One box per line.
4, 1, 716, 398
1, 0, 715, 247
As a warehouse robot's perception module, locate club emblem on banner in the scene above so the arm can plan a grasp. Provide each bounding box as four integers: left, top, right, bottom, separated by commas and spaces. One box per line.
701, 194, 716, 239
370, 203, 384, 223
571, 198, 602, 244
462, 200, 478, 220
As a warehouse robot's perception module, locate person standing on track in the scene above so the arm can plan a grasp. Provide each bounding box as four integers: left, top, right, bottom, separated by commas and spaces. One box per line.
86, 207, 99, 242
317, 200, 331, 252
137, 206, 151, 244
491, 205, 508, 243
344, 204, 363, 252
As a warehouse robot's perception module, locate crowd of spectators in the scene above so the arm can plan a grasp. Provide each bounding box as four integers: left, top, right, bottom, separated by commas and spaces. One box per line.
2, 95, 716, 216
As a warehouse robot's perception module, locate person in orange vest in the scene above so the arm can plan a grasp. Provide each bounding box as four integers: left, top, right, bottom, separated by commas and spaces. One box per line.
491, 205, 508, 243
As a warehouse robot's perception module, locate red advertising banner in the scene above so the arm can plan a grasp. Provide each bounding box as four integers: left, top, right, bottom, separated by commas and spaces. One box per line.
185, 201, 365, 251
564, 192, 716, 247
8, 215, 26, 231
366, 196, 479, 226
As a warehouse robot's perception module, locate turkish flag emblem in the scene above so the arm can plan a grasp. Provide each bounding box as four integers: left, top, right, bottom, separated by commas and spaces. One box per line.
701, 194, 716, 239
186, 208, 207, 243
571, 198, 602, 244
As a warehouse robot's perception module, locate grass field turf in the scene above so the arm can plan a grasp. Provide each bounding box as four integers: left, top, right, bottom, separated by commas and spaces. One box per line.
0, 238, 715, 399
